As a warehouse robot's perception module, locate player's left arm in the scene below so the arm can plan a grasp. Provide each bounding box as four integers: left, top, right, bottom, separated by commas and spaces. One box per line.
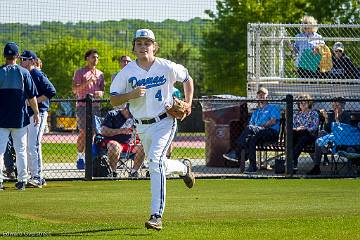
183, 76, 194, 115
23, 70, 40, 125
37, 73, 56, 103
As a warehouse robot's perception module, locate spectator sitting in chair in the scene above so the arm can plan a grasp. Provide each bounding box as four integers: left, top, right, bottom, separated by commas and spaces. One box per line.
329, 42, 358, 79
101, 104, 145, 177
292, 93, 319, 174
223, 87, 280, 173
308, 97, 352, 175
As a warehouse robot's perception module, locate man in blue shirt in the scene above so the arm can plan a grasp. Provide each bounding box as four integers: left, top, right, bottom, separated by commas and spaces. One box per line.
223, 87, 280, 172
20, 50, 56, 187
0, 42, 39, 190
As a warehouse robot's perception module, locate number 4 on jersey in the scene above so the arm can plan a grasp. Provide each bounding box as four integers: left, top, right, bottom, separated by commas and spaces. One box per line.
155, 89, 162, 101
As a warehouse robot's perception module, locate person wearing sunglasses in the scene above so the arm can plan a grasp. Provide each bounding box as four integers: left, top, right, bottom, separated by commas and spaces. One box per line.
329, 42, 358, 79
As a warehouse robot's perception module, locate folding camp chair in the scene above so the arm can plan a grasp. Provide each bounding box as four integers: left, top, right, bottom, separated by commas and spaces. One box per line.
93, 115, 139, 177
334, 145, 360, 176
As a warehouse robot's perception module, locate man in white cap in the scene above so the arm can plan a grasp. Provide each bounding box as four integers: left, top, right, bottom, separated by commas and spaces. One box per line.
110, 29, 195, 230
330, 42, 358, 79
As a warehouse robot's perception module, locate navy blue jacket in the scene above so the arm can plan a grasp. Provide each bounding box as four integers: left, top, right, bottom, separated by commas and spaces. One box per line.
0, 64, 37, 128
102, 109, 132, 143
27, 68, 56, 115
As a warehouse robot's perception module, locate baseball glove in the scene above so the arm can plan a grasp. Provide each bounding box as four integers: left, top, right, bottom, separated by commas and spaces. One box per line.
166, 97, 191, 121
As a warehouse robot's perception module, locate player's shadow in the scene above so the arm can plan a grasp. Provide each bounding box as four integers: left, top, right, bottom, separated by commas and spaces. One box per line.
4, 228, 151, 238
51, 227, 151, 237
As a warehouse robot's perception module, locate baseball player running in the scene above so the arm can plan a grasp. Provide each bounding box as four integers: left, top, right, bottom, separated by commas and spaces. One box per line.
110, 29, 195, 231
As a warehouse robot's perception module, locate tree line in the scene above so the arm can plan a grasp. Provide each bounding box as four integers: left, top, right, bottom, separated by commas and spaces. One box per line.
1, 0, 359, 98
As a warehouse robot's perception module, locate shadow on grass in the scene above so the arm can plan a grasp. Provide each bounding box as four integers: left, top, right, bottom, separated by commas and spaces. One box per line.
2, 227, 151, 237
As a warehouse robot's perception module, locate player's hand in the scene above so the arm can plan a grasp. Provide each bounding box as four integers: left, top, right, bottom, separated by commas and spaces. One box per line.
131, 86, 146, 99
185, 102, 192, 116
33, 113, 40, 126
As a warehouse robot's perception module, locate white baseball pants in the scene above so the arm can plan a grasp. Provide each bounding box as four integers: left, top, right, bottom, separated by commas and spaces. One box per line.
27, 112, 48, 179
136, 116, 187, 217
0, 127, 28, 182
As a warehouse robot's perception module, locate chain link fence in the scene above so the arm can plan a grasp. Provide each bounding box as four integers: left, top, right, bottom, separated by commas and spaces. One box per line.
247, 24, 360, 100
4, 96, 359, 180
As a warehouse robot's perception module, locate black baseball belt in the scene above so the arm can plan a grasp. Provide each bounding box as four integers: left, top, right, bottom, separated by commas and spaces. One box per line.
134, 112, 168, 125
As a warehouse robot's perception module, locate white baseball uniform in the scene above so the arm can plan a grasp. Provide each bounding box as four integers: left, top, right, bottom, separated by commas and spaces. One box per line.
110, 57, 188, 217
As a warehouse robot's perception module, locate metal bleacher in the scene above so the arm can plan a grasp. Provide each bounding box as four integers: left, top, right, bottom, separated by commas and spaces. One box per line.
247, 23, 360, 104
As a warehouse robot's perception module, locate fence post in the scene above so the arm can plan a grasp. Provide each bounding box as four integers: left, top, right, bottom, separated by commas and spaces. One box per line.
285, 94, 294, 176
85, 94, 93, 180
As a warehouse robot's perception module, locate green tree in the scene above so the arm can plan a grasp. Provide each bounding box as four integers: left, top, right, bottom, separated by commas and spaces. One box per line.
39, 36, 129, 98
164, 42, 205, 97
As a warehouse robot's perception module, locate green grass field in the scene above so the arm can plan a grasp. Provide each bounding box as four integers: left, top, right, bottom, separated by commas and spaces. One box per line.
42, 143, 205, 163
0, 179, 359, 239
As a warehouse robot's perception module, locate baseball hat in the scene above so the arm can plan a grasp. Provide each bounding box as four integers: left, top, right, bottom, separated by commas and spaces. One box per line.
20, 50, 38, 60
257, 87, 269, 95
333, 42, 344, 52
3, 42, 19, 56
134, 29, 155, 41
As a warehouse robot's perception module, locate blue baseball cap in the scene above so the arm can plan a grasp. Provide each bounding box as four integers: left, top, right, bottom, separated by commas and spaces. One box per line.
3, 42, 19, 56
20, 50, 38, 60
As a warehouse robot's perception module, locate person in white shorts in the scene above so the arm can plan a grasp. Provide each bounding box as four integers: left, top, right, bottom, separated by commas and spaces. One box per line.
110, 29, 195, 231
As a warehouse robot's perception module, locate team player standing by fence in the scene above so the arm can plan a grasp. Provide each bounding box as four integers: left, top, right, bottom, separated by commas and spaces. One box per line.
0, 43, 40, 190
20, 50, 56, 187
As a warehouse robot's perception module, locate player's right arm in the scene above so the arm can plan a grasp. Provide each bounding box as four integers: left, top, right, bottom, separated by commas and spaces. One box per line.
109, 71, 146, 107
110, 87, 146, 107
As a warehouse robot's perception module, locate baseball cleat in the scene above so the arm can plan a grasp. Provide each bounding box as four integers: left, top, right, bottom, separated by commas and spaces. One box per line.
27, 178, 43, 188
182, 159, 195, 188
15, 181, 26, 191
145, 215, 162, 231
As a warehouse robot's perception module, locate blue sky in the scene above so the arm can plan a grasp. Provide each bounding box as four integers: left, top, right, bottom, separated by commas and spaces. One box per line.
0, 0, 217, 24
